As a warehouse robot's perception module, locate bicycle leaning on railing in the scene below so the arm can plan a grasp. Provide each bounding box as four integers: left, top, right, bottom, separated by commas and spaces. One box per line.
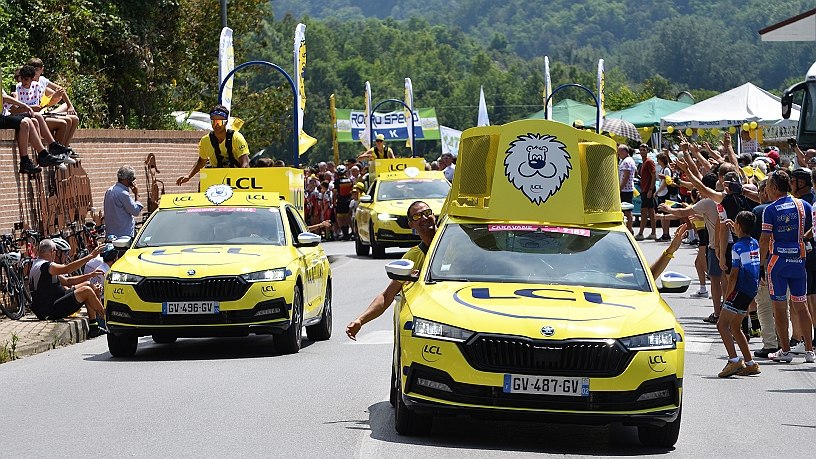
0, 234, 30, 320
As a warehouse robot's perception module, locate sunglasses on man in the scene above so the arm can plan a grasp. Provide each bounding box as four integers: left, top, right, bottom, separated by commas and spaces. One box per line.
409, 208, 433, 221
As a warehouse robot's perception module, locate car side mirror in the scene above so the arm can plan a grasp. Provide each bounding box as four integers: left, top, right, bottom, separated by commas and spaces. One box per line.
385, 259, 419, 282
360, 195, 373, 203
297, 232, 321, 247
657, 271, 691, 294
112, 236, 132, 250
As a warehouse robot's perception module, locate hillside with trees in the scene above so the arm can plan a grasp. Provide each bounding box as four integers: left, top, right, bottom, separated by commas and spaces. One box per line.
2, 0, 814, 164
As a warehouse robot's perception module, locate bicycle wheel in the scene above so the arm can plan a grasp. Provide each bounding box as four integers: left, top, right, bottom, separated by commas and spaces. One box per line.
0, 264, 26, 320
17, 261, 32, 306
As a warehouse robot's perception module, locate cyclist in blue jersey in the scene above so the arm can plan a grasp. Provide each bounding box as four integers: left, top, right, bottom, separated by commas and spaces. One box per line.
760, 170, 815, 363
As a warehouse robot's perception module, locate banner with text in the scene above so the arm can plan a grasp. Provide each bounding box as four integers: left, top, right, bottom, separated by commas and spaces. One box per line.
335, 108, 440, 142
440, 126, 462, 156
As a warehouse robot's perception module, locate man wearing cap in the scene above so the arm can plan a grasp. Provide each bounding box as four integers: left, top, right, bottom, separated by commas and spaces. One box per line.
358, 133, 395, 161
176, 104, 249, 186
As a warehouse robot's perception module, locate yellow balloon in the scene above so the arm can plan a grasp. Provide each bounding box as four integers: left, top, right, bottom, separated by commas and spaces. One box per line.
666, 126, 674, 134
749, 121, 758, 130
697, 128, 705, 136
711, 128, 720, 136
685, 128, 693, 136
729, 126, 737, 134
742, 123, 750, 131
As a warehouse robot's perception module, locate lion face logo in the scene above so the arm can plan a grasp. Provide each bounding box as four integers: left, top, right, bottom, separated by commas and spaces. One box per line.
205, 184, 234, 205
504, 133, 571, 205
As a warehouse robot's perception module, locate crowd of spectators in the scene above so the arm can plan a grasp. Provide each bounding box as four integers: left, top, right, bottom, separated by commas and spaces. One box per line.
619, 132, 816, 374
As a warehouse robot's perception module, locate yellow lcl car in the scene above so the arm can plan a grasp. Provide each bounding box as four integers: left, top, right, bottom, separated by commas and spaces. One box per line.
355, 158, 449, 258
384, 120, 688, 448
104, 168, 331, 357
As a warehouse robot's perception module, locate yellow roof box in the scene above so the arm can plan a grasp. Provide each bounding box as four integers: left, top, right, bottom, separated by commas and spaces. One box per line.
370, 158, 425, 178
447, 119, 622, 225
198, 167, 305, 213
159, 187, 280, 209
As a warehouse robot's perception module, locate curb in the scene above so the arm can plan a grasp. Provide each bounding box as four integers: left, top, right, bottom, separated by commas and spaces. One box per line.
14, 317, 89, 359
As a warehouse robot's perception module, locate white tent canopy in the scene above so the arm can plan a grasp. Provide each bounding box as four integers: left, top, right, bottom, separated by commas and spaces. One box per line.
660, 83, 800, 129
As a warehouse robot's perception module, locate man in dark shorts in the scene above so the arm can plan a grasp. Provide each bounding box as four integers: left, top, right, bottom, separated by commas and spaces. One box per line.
30, 239, 108, 337
635, 145, 657, 241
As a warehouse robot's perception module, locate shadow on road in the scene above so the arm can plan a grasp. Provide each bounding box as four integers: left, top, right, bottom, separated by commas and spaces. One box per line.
355, 401, 674, 456
83, 335, 319, 362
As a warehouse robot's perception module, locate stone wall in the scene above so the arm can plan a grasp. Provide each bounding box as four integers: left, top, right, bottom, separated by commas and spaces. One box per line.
0, 129, 202, 237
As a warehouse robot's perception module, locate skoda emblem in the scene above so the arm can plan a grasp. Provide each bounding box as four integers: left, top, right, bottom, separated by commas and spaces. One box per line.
540, 326, 555, 337
187, 269, 196, 276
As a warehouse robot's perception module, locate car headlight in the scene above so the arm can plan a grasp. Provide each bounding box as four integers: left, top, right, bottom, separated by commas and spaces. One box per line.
241, 268, 286, 283
412, 318, 473, 342
377, 213, 398, 221
620, 330, 676, 351
107, 271, 143, 285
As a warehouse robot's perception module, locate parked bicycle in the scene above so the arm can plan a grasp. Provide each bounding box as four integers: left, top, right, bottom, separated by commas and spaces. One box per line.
0, 234, 29, 320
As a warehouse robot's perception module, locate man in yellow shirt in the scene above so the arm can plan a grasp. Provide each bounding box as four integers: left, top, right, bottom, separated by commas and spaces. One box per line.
357, 133, 395, 161
345, 201, 435, 340
177, 105, 249, 186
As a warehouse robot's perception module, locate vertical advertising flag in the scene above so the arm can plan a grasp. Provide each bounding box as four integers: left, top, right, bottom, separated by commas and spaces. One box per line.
478, 86, 490, 127
597, 59, 605, 133
330, 94, 339, 165
218, 27, 235, 113
544, 56, 552, 121
404, 77, 416, 152
294, 23, 316, 155
360, 81, 373, 149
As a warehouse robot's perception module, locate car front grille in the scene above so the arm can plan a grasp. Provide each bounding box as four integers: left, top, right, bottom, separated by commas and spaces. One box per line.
464, 335, 632, 377
134, 277, 249, 302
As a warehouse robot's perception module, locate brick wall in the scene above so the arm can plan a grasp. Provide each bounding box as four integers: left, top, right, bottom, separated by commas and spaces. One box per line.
0, 129, 202, 237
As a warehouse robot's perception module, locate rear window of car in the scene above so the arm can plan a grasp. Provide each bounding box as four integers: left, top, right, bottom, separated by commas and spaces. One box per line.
377, 179, 450, 201
427, 224, 651, 292
134, 207, 285, 247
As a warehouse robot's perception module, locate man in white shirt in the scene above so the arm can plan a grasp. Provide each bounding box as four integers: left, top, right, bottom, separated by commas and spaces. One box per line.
439, 153, 455, 181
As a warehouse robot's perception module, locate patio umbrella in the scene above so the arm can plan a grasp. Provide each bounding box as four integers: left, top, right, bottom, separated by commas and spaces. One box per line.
592, 118, 640, 141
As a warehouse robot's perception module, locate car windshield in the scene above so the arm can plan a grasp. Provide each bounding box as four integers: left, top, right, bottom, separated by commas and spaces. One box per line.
428, 224, 650, 291
377, 179, 450, 201
134, 207, 286, 247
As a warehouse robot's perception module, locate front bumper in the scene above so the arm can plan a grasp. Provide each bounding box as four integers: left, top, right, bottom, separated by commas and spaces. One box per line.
104, 277, 295, 337
402, 362, 681, 425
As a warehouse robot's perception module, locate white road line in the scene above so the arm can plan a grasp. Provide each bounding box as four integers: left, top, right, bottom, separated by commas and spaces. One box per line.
685, 336, 715, 354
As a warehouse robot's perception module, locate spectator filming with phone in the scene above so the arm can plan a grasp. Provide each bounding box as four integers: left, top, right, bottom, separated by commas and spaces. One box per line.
104, 165, 144, 238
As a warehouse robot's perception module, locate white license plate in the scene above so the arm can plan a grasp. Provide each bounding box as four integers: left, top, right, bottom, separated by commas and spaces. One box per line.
503, 375, 589, 396
162, 301, 220, 315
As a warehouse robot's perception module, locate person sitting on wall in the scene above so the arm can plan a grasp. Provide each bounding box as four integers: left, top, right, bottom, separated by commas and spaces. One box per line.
176, 104, 249, 186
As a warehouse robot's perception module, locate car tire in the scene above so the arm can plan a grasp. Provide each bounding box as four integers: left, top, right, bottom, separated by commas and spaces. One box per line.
306, 281, 332, 341
389, 364, 397, 408
355, 223, 370, 256
107, 332, 138, 358
637, 408, 681, 448
394, 382, 433, 436
152, 335, 177, 344
370, 223, 386, 259
274, 284, 303, 354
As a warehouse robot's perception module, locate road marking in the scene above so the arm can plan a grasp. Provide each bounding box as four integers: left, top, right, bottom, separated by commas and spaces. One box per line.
684, 336, 714, 353
347, 330, 393, 345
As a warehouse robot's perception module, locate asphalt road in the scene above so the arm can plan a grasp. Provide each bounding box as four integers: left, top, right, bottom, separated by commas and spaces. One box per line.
1, 239, 814, 458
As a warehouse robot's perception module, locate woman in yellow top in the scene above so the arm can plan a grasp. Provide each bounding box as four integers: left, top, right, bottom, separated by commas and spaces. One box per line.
177, 105, 249, 186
